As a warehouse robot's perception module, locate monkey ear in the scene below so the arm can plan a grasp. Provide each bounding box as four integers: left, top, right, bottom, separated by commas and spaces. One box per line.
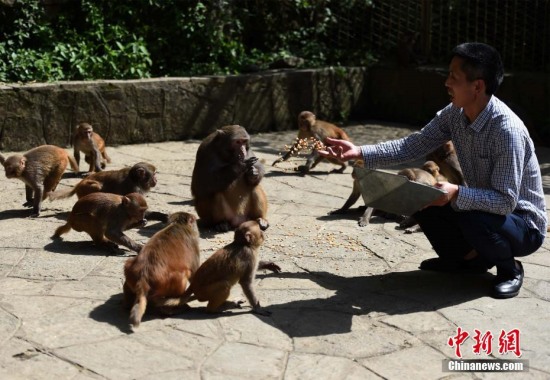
0, 154, 5, 166
244, 231, 254, 244
121, 196, 130, 205
20, 157, 27, 169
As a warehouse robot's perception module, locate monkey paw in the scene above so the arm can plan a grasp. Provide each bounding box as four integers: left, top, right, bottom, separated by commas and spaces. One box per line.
22, 201, 33, 208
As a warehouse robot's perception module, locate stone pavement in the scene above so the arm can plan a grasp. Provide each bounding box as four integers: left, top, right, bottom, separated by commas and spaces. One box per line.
0, 122, 549, 380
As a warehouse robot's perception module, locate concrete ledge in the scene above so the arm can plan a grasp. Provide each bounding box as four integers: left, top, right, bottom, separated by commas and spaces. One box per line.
1, 66, 548, 151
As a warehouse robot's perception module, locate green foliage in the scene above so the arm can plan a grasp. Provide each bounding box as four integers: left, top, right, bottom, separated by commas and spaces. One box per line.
0, 0, 376, 83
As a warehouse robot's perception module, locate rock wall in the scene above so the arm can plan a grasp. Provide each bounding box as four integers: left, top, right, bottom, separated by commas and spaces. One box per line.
1, 66, 548, 151
0, 68, 367, 151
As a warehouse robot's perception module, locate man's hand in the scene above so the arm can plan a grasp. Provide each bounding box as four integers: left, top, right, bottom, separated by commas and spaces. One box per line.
427, 182, 459, 207
317, 137, 362, 161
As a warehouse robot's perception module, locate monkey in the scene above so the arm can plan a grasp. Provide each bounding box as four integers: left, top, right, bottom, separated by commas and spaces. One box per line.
426, 141, 464, 185
328, 159, 376, 227
73, 122, 111, 173
395, 166, 439, 233
397, 167, 437, 186
48, 162, 157, 200
52, 192, 148, 253
421, 160, 448, 182
191, 125, 267, 232
272, 111, 351, 174
0, 145, 79, 217
47, 162, 167, 222
165, 218, 272, 316
123, 211, 201, 328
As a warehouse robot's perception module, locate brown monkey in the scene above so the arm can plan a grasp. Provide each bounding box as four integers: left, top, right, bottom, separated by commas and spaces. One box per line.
272, 111, 351, 174
123, 212, 200, 328
48, 162, 157, 200
421, 160, 448, 182
73, 122, 111, 173
52, 192, 148, 253
0, 145, 79, 217
48, 161, 166, 222
169, 218, 271, 315
397, 167, 437, 186
191, 125, 267, 232
329, 159, 376, 227
426, 141, 464, 185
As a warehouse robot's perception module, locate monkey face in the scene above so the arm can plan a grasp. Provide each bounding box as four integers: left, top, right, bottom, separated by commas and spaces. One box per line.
298, 111, 315, 131
3, 156, 25, 178
234, 220, 265, 247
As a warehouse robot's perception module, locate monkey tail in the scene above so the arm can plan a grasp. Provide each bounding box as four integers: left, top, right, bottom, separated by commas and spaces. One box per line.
129, 280, 148, 328
52, 223, 71, 238
67, 155, 79, 172
160, 285, 195, 308
48, 187, 77, 201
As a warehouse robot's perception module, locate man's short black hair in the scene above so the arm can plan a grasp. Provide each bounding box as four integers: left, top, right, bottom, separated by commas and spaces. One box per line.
451, 42, 504, 95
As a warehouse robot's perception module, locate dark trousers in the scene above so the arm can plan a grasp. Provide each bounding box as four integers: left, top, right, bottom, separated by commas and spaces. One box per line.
413, 204, 544, 275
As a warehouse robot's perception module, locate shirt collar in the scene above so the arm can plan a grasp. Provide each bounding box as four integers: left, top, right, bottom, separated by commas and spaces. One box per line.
461, 95, 495, 132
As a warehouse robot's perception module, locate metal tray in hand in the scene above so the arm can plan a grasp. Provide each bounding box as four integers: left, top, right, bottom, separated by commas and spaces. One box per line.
354, 167, 446, 216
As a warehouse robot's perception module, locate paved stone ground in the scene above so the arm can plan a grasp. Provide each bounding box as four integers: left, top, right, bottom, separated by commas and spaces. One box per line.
1, 122, 549, 379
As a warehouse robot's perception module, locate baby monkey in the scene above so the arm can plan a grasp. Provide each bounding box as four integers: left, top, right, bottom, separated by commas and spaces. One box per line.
172, 218, 272, 316
73, 122, 111, 173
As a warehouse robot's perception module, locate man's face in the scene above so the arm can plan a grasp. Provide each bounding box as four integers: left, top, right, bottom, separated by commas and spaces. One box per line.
445, 56, 480, 109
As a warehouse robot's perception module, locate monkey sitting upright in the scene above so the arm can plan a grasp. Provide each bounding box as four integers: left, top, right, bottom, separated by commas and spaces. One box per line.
0, 145, 79, 217
52, 192, 148, 253
273, 111, 351, 174
425, 141, 464, 185
73, 122, 111, 173
191, 125, 267, 232
167, 218, 272, 316
123, 212, 201, 328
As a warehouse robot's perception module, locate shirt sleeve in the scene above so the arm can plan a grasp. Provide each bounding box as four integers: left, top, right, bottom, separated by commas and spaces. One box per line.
360, 105, 453, 169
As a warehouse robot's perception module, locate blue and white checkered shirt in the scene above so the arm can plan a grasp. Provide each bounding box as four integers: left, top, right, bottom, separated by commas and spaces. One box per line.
360, 96, 547, 235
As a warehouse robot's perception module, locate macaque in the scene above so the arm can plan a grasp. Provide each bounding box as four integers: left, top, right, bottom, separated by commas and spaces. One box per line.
426, 141, 464, 185
329, 159, 375, 227
168, 218, 272, 315
272, 111, 351, 174
0, 145, 79, 217
73, 122, 111, 173
47, 161, 166, 221
397, 167, 437, 186
52, 192, 148, 253
421, 160, 447, 182
191, 125, 267, 232
123, 212, 200, 328
48, 162, 157, 200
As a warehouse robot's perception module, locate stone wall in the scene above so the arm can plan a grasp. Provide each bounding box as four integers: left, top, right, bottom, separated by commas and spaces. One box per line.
0, 68, 367, 151
1, 66, 548, 151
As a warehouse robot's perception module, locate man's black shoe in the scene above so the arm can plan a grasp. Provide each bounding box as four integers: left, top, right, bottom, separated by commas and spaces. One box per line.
492, 261, 524, 299
419, 257, 488, 274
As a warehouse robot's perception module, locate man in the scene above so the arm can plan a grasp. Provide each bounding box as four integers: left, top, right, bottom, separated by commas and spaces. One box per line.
319, 42, 547, 299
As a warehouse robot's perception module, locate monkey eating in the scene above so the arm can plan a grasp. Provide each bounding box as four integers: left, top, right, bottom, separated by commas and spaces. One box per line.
73, 122, 111, 173
273, 111, 351, 174
167, 218, 272, 316
123, 212, 201, 328
52, 192, 148, 253
191, 125, 267, 232
0, 145, 79, 217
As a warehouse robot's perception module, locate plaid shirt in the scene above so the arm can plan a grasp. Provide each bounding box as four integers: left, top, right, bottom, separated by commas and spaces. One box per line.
360, 96, 547, 235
